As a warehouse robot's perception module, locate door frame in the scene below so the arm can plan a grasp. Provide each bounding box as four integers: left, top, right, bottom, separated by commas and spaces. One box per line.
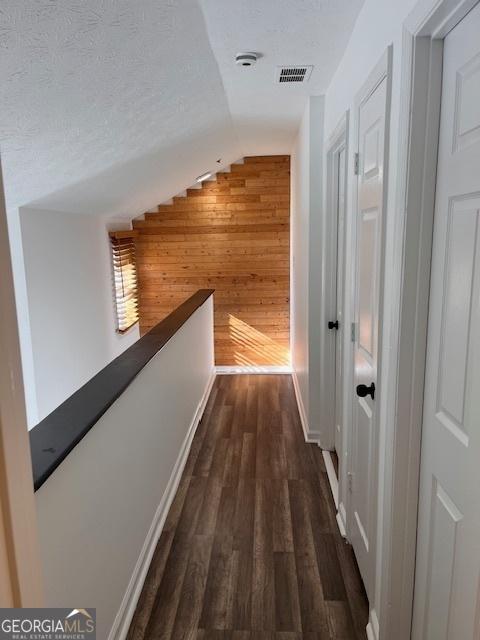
377, 0, 479, 638
347, 48, 393, 602
323, 112, 350, 523
0, 157, 44, 606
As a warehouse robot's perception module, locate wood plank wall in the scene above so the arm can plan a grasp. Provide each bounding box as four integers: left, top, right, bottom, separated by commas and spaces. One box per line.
133, 156, 290, 366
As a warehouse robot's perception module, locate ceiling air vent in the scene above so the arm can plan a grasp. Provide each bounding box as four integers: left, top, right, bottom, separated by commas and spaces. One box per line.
276, 65, 313, 84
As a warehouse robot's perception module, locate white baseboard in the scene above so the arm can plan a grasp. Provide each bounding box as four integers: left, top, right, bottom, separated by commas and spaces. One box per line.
338, 501, 347, 538
322, 450, 339, 509
323, 450, 346, 538
215, 365, 292, 374
291, 370, 309, 440
291, 371, 321, 442
336, 512, 347, 538
366, 608, 380, 640
108, 369, 216, 640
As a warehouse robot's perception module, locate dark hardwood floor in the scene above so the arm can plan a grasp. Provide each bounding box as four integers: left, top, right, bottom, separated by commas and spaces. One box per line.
127, 375, 368, 640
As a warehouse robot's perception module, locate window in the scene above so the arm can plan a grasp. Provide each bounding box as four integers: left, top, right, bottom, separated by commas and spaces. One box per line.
109, 230, 139, 333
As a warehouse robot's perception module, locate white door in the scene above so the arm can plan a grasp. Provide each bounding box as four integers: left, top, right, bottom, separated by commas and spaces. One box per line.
350, 74, 388, 600
412, 5, 480, 638
334, 146, 346, 455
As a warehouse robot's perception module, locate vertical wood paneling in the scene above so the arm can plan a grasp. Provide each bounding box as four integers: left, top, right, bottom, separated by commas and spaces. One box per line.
134, 156, 290, 366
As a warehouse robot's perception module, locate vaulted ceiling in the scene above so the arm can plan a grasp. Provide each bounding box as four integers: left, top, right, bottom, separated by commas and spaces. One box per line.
199, 0, 364, 155
0, 0, 363, 218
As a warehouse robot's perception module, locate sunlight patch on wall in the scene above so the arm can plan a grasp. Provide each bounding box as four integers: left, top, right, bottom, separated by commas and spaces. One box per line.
228, 314, 290, 367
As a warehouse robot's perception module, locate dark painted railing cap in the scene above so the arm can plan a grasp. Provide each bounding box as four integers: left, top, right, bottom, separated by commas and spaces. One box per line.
29, 289, 214, 491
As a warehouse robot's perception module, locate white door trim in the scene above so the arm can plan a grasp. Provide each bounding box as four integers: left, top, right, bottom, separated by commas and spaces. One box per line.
324, 111, 349, 448
377, 1, 479, 638
0, 157, 44, 606
324, 112, 351, 534
348, 47, 393, 608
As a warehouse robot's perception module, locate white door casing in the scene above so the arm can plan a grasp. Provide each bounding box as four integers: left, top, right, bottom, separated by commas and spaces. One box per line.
0, 158, 44, 606
325, 112, 350, 537
334, 146, 347, 456
376, 2, 478, 637
412, 4, 480, 638
350, 64, 389, 602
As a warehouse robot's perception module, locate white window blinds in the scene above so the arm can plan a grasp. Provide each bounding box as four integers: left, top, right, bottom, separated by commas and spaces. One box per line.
109, 231, 139, 333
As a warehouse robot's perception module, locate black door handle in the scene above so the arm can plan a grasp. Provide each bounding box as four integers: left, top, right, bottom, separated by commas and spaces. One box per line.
328, 320, 339, 330
356, 382, 375, 400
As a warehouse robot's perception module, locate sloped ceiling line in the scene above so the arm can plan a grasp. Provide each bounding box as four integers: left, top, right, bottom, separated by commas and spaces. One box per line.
0, 0, 363, 219
0, 0, 241, 218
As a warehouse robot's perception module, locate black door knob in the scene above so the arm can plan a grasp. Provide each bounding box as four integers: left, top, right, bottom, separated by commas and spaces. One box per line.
328, 320, 339, 330
356, 382, 375, 400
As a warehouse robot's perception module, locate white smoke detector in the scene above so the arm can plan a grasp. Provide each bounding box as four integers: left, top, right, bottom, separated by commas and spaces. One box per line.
236, 52, 258, 67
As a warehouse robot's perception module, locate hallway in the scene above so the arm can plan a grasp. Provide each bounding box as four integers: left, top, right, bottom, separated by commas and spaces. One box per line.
127, 375, 368, 639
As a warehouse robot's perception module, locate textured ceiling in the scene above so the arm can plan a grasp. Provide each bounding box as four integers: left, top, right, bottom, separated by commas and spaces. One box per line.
0, 0, 241, 217
199, 0, 365, 155
0, 0, 363, 217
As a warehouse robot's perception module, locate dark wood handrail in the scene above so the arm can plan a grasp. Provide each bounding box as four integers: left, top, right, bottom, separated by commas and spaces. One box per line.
29, 289, 214, 491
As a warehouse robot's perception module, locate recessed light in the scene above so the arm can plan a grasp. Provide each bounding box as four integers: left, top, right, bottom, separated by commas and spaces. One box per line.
196, 171, 213, 183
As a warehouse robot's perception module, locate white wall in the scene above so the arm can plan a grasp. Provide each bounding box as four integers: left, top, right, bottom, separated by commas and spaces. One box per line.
292, 0, 438, 636
325, 0, 418, 135
35, 297, 214, 640
321, 0, 422, 636
20, 208, 140, 425
290, 95, 325, 441
291, 102, 310, 420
